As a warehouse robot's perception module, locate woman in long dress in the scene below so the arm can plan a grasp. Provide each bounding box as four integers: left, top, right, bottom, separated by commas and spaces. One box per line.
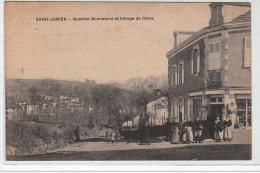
171, 118, 180, 144
223, 115, 233, 142
214, 117, 224, 142
187, 119, 194, 143
182, 119, 190, 144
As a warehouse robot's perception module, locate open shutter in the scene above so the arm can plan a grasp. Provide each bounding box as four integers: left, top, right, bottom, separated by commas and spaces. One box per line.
197, 48, 200, 73
191, 50, 194, 75
244, 37, 251, 68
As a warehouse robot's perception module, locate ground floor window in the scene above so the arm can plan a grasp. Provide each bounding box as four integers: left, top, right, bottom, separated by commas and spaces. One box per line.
193, 98, 202, 119
179, 98, 184, 124
236, 98, 251, 127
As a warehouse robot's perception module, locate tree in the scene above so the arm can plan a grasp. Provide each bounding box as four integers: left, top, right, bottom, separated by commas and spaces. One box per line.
122, 74, 168, 122
28, 87, 41, 104
90, 83, 131, 127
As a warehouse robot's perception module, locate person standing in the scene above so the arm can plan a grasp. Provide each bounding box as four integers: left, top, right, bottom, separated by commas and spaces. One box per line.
194, 117, 203, 143
202, 116, 209, 140
223, 115, 233, 142
74, 126, 80, 142
110, 131, 116, 143
115, 130, 120, 143
165, 118, 172, 141
214, 117, 224, 142
106, 130, 110, 143
182, 119, 189, 144
171, 118, 180, 144
143, 121, 150, 145
208, 114, 215, 139
187, 119, 194, 143
125, 127, 131, 144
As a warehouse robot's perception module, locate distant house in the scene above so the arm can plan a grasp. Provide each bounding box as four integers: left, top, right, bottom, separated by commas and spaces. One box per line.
147, 96, 168, 126
26, 105, 40, 115
6, 108, 18, 120
18, 101, 27, 110
71, 98, 80, 103
88, 105, 95, 112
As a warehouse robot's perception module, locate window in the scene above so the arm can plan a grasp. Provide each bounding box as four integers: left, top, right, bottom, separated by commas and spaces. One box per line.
178, 98, 184, 124
215, 43, 220, 52
193, 98, 202, 119
212, 5, 222, 24
208, 42, 221, 70
172, 64, 178, 86
191, 46, 200, 75
210, 44, 214, 53
243, 37, 251, 68
178, 61, 184, 85
236, 98, 251, 126
210, 97, 223, 104
171, 98, 177, 119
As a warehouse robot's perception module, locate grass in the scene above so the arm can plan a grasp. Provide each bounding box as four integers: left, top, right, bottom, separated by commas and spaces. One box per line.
7, 144, 251, 161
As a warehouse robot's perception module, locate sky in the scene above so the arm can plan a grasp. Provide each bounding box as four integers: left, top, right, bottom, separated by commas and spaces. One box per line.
5, 2, 210, 83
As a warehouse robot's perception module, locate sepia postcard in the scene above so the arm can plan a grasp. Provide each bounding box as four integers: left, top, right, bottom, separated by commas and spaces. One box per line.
2, 0, 256, 165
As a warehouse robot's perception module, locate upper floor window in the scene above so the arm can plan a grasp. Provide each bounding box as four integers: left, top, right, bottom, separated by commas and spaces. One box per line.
243, 37, 251, 68
172, 64, 178, 86
178, 61, 184, 85
208, 42, 221, 70
191, 45, 200, 75
212, 5, 222, 24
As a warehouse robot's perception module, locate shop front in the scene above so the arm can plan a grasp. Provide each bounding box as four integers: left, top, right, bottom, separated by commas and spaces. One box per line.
235, 94, 251, 127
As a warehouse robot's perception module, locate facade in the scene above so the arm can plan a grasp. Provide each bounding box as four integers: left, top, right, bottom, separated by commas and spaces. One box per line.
6, 108, 18, 120
26, 105, 40, 115
167, 2, 251, 127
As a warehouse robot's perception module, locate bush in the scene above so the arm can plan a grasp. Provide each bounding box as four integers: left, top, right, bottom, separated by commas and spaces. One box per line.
6, 120, 77, 156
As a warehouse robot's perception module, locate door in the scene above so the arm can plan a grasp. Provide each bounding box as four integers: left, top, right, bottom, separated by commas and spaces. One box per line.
209, 104, 223, 120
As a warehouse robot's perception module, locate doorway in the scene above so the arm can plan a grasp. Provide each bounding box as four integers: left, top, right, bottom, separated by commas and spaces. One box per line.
209, 104, 224, 120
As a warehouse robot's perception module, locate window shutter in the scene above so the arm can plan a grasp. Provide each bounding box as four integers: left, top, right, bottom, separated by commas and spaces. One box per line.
244, 37, 251, 68
171, 67, 174, 86
182, 62, 184, 84
197, 48, 200, 73
177, 65, 179, 86
191, 50, 193, 75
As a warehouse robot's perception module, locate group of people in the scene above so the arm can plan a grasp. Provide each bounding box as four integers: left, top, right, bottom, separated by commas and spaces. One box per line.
165, 115, 233, 144
106, 130, 120, 143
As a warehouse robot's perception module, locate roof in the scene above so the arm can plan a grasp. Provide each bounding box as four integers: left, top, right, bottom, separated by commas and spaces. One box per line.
166, 10, 251, 58
222, 2, 251, 7
232, 10, 251, 23
210, 2, 251, 8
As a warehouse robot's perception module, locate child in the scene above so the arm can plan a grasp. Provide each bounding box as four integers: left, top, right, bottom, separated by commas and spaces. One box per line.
110, 131, 116, 143
106, 130, 110, 143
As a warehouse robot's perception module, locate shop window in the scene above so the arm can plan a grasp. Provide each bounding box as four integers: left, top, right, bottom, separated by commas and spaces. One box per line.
193, 99, 202, 119
236, 98, 251, 127
208, 42, 221, 70
178, 61, 184, 85
243, 37, 251, 68
178, 98, 184, 124
191, 45, 200, 75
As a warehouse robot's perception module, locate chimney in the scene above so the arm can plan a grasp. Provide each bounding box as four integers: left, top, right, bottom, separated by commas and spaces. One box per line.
173, 31, 195, 48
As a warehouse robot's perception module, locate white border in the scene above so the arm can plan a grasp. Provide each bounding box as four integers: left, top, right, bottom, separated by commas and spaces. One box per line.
1, 0, 260, 171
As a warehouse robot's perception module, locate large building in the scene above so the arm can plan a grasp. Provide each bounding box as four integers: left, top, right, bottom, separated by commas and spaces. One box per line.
166, 2, 251, 127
